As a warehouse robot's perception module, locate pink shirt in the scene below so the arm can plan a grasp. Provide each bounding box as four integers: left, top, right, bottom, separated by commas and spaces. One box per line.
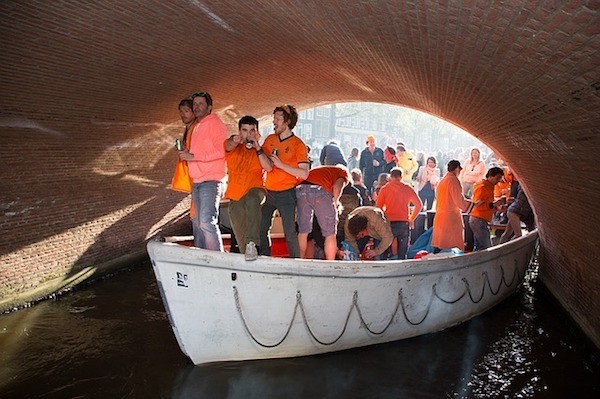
188, 114, 227, 183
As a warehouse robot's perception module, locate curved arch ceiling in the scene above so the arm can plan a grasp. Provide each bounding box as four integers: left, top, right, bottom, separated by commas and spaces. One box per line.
0, 2, 598, 345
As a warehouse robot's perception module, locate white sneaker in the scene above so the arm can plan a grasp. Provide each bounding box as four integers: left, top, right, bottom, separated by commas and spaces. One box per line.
245, 241, 258, 261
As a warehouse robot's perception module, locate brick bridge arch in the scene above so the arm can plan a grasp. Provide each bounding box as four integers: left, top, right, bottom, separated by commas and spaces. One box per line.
1, 1, 598, 346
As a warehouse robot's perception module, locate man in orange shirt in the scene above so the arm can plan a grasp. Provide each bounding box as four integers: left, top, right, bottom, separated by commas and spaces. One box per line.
468, 167, 506, 251
376, 167, 423, 259
296, 165, 349, 260
223, 115, 266, 254
255, 104, 309, 258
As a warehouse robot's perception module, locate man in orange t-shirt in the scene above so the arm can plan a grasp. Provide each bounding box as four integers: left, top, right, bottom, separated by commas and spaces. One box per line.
376, 167, 423, 259
223, 115, 266, 254
296, 165, 349, 260
468, 167, 506, 251
255, 104, 309, 258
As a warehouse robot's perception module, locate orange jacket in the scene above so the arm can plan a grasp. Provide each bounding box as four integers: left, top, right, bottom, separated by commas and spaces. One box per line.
431, 172, 472, 250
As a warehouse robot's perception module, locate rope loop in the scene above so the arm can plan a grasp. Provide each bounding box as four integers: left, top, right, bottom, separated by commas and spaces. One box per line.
232, 261, 528, 348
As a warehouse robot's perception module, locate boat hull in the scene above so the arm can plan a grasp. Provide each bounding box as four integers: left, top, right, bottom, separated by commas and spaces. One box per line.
147, 231, 538, 365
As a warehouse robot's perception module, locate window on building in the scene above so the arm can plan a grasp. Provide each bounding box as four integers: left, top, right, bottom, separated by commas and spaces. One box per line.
304, 123, 312, 138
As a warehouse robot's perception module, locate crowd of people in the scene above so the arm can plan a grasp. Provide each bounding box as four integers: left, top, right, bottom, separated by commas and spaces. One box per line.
172, 92, 535, 261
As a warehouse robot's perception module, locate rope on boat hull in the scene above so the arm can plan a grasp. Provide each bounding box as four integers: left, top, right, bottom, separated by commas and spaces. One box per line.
232, 256, 529, 348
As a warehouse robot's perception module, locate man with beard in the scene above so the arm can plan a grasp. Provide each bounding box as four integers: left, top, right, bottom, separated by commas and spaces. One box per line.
178, 91, 227, 251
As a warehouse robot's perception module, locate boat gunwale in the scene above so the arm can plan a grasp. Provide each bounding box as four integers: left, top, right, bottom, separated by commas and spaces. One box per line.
148, 230, 538, 280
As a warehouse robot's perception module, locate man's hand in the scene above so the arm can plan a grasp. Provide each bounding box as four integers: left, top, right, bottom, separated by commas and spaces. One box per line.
271, 154, 283, 168
364, 249, 377, 259
179, 149, 194, 161
231, 135, 242, 145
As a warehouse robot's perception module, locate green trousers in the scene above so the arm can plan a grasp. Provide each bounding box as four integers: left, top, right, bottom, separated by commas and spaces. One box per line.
228, 187, 266, 253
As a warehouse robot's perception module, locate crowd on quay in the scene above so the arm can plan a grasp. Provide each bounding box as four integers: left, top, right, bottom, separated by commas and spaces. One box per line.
172, 92, 535, 261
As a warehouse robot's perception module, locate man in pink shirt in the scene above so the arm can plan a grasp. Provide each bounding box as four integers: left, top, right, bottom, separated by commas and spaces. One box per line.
376, 167, 423, 259
178, 91, 227, 251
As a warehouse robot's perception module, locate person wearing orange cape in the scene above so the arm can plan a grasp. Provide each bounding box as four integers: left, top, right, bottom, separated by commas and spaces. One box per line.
170, 98, 199, 236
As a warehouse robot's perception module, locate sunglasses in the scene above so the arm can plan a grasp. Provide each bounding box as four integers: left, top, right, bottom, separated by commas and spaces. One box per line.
192, 91, 207, 98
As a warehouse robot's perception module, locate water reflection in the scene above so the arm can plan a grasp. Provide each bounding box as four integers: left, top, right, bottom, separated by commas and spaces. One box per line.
0, 261, 598, 398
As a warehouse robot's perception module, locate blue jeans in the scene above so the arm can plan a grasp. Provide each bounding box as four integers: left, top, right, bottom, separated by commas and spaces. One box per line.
390, 221, 410, 259
468, 216, 491, 251
418, 183, 435, 211
260, 188, 300, 258
192, 181, 223, 251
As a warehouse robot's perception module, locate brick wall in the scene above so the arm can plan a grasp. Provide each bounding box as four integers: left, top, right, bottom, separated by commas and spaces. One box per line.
0, 1, 598, 345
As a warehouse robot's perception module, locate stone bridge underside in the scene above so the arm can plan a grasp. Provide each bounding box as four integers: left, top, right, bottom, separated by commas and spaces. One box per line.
1, 1, 598, 346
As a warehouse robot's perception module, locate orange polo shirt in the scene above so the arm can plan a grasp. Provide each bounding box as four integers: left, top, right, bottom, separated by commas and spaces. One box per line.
470, 179, 495, 221
262, 133, 309, 191
224, 143, 264, 201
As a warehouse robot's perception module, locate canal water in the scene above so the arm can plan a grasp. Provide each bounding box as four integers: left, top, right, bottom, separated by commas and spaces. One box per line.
1, 258, 598, 398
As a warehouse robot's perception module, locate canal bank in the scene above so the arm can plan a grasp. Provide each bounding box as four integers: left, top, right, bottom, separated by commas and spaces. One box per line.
0, 248, 147, 313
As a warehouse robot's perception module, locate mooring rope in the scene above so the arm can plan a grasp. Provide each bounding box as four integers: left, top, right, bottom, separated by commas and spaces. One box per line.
232, 259, 528, 348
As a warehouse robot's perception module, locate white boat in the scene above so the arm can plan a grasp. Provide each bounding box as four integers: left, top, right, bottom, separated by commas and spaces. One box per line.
147, 230, 538, 366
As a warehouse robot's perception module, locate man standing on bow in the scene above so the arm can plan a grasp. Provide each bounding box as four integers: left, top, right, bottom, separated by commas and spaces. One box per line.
223, 115, 266, 255
178, 91, 227, 251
